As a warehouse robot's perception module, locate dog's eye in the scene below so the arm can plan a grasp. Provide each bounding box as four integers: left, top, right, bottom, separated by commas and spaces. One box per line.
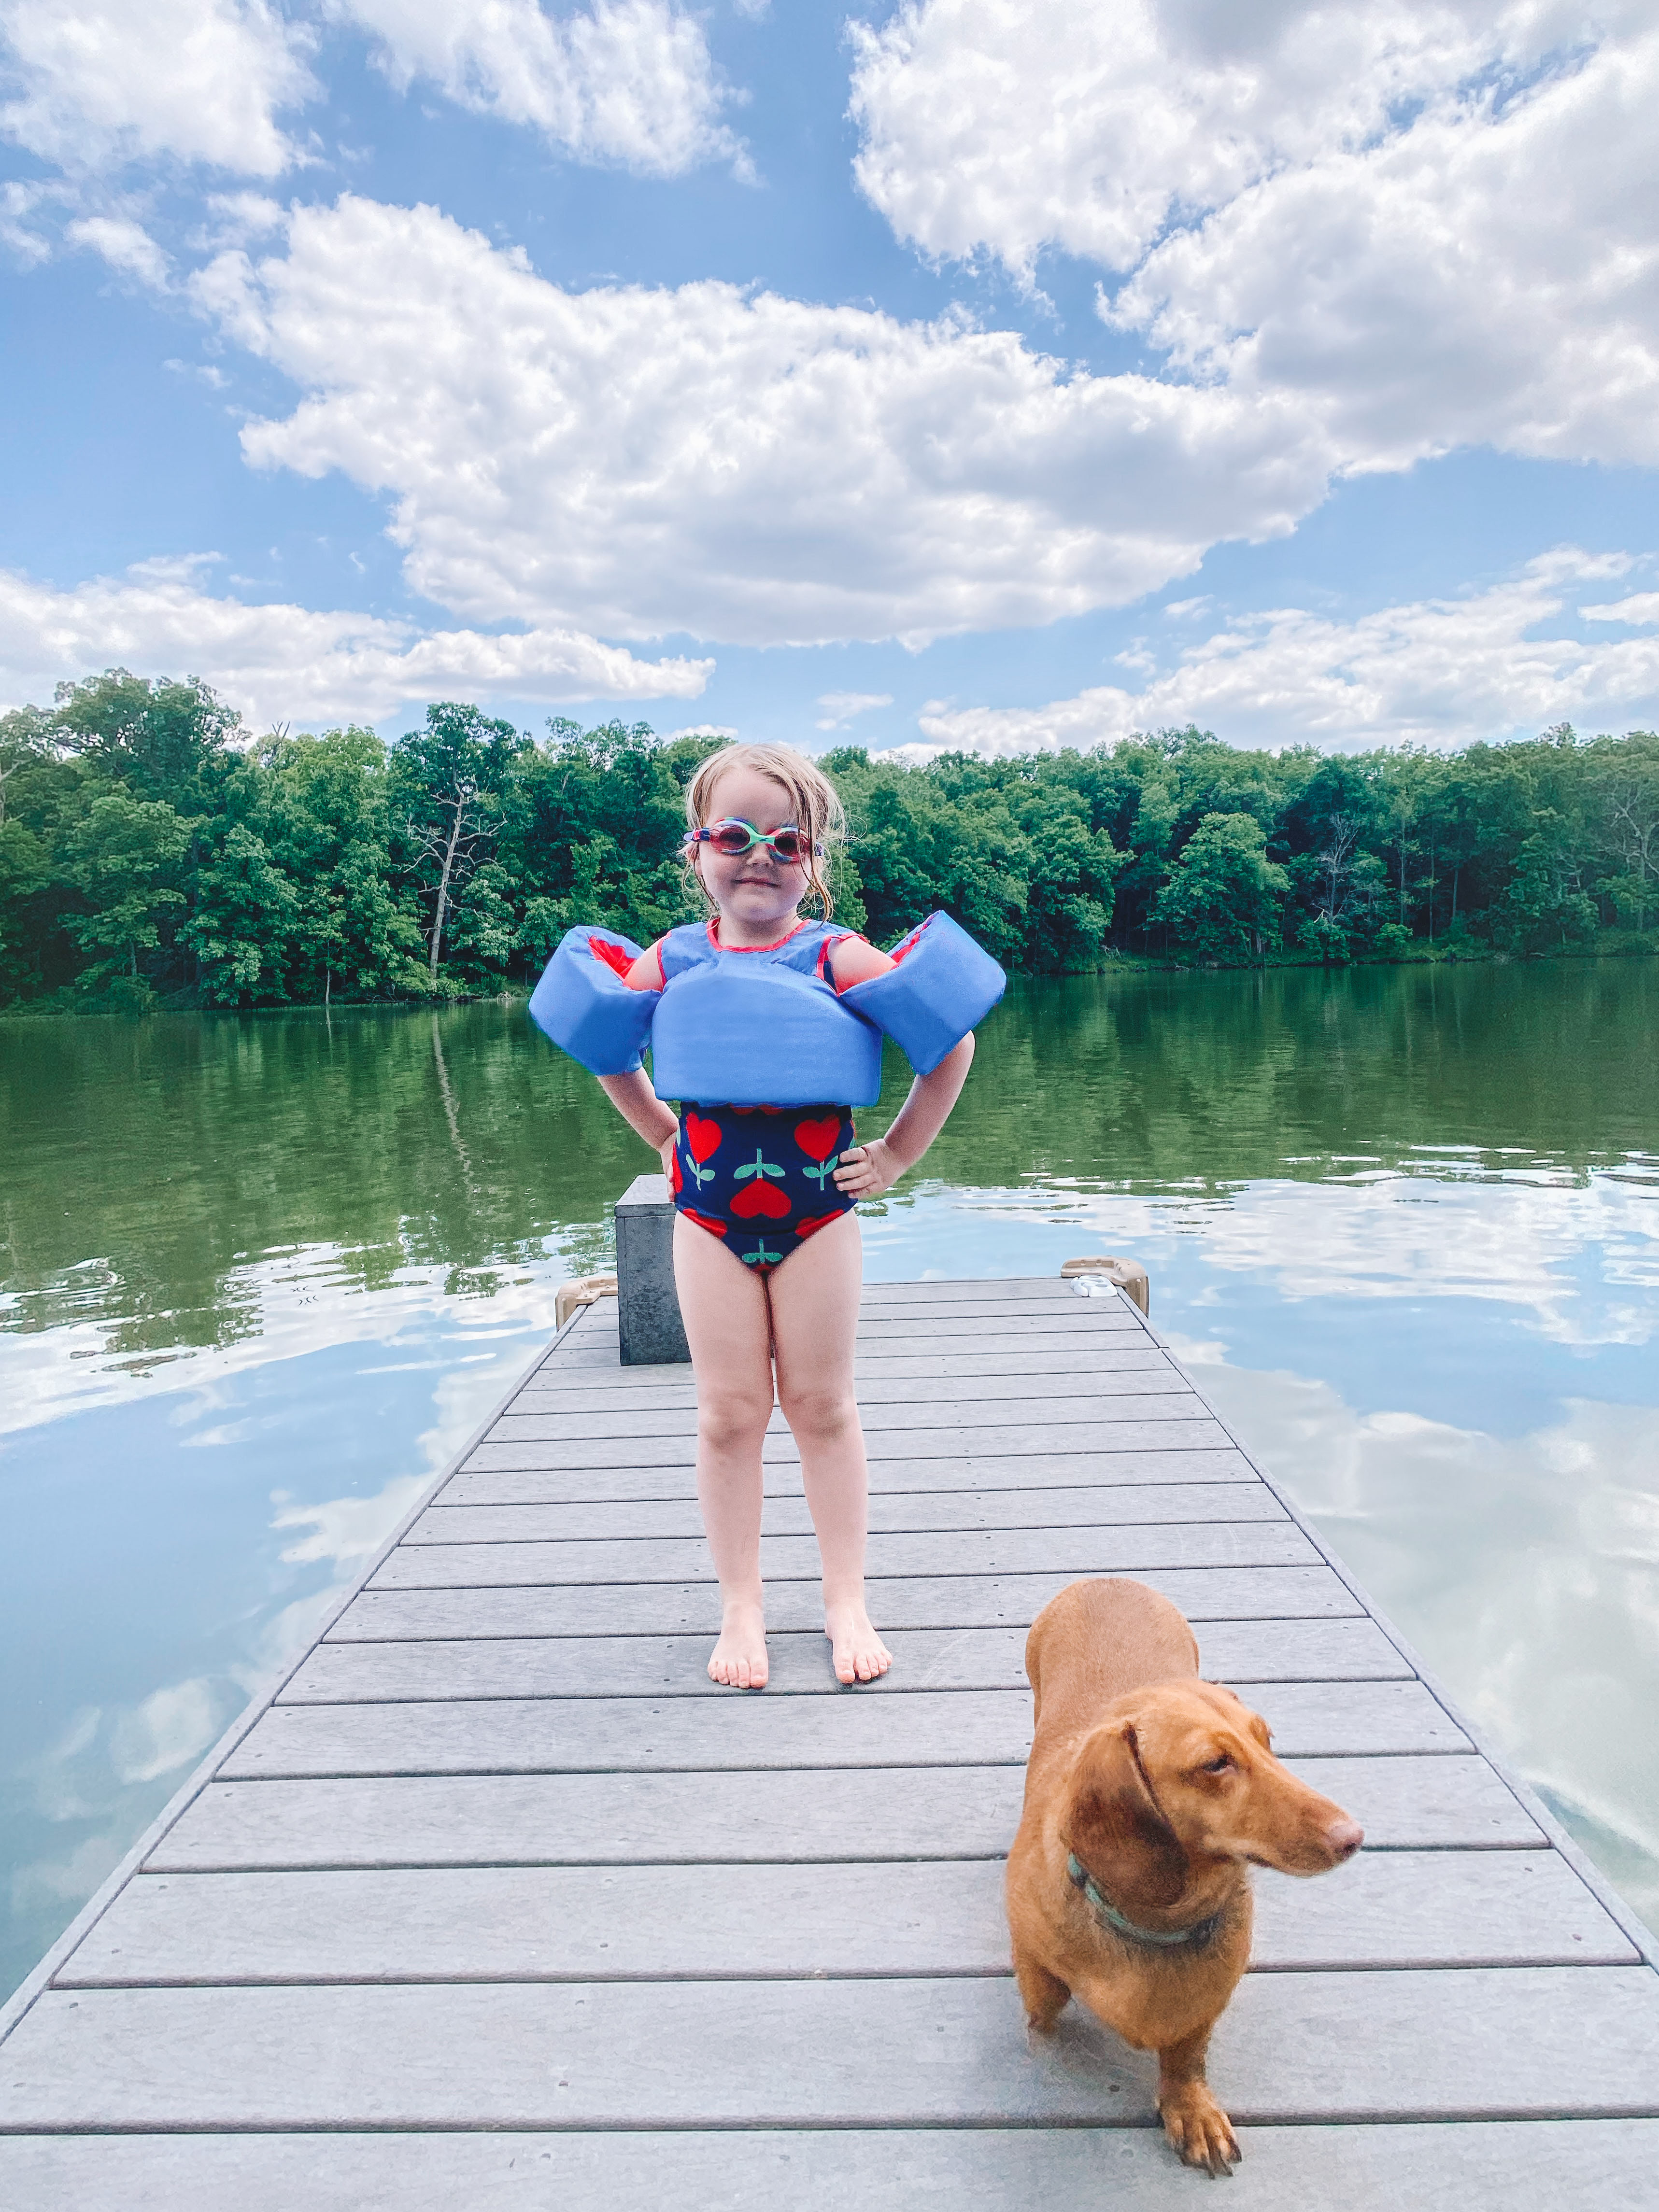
1201, 1754, 1233, 1775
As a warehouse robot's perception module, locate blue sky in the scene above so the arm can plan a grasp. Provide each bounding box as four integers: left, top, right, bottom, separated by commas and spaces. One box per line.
2, 0, 1657, 756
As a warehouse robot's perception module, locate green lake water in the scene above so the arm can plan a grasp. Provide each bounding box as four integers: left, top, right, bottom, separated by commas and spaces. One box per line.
2, 961, 1657, 1999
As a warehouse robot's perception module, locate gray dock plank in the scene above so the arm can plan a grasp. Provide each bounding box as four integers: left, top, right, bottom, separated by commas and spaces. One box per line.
146, 1755, 1542, 1874
408, 1481, 1288, 1548
856, 1284, 1135, 1307
7, 2122, 1659, 2212
547, 1344, 1150, 1392
368, 1522, 1319, 1592
153, 1767, 1033, 1871
565, 1310, 1135, 1350
522, 1347, 1166, 1399
842, 1319, 1142, 1345
522, 1345, 1185, 1398
286, 1617, 1411, 1703
860, 1277, 1088, 1301
854, 1306, 1141, 1333
7, 1970, 1659, 2129
858, 1305, 1140, 1336
494, 1388, 1200, 1444
516, 1352, 1177, 1409
555, 1318, 1146, 1366
465, 1417, 1236, 1470
220, 1679, 1466, 1780
326, 1564, 1365, 1640
557, 1296, 1130, 1332
57, 1848, 1632, 1988
442, 1446, 1261, 1507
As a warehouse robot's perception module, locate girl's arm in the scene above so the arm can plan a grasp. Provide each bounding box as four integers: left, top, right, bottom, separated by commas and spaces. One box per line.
597, 1071, 679, 1175
624, 941, 666, 990
832, 1032, 974, 1199
826, 933, 895, 989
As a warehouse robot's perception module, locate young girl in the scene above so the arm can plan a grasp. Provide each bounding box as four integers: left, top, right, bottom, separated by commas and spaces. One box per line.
530, 742, 1003, 1690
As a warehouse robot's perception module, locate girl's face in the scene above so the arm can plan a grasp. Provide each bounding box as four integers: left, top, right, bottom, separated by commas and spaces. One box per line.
695, 765, 811, 940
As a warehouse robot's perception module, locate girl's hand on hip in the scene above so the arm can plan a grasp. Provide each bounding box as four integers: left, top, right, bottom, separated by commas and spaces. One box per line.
660, 1127, 679, 1182
832, 1138, 900, 1199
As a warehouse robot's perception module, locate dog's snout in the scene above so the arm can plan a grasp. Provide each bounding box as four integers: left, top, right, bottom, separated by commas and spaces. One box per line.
1325, 1816, 1364, 1860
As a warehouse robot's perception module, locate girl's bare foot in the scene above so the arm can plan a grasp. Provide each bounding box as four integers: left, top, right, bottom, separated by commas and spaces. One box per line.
708, 1600, 768, 1689
825, 1599, 891, 1685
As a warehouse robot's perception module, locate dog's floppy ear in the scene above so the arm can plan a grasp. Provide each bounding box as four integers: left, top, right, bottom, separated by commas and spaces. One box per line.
1066, 1720, 1189, 1914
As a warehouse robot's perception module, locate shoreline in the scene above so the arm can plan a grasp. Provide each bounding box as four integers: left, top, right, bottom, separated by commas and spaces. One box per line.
3, 941, 1656, 1018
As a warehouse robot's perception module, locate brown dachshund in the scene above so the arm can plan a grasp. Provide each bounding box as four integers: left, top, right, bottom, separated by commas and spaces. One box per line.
1005, 1578, 1363, 2175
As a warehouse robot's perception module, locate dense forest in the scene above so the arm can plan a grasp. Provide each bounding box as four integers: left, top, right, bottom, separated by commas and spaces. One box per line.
0, 670, 1655, 1010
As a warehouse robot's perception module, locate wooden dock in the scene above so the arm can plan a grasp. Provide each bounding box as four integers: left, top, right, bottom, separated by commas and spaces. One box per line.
4, 1274, 1659, 2206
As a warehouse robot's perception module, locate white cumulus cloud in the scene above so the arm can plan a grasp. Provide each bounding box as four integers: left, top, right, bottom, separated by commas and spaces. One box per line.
188, 193, 1337, 648
0, 554, 712, 730
339, 0, 745, 175
852, 2, 1659, 476
0, 0, 740, 184
851, 0, 1617, 275
815, 690, 892, 731
0, 177, 58, 262
1585, 593, 1659, 629
66, 211, 170, 287
0, 0, 315, 174
1109, 26, 1659, 473
910, 549, 1659, 755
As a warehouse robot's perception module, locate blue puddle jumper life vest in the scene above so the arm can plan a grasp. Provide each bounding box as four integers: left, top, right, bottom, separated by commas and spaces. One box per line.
528, 913, 1006, 1107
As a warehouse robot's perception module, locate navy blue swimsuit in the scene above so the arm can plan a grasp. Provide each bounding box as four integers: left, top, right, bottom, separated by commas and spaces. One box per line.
663, 920, 859, 1273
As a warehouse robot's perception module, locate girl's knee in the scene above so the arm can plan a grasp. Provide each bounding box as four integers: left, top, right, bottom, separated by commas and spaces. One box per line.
778, 1381, 859, 1446
698, 1389, 774, 1454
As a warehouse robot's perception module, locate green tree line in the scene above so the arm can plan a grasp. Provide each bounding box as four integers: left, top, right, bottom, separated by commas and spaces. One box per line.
1, 670, 1655, 1009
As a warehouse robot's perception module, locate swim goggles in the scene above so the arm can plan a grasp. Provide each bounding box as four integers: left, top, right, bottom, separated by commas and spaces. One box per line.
682, 817, 818, 863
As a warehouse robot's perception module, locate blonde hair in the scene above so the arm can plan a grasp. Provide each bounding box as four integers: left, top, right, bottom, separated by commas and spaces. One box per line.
683, 742, 846, 919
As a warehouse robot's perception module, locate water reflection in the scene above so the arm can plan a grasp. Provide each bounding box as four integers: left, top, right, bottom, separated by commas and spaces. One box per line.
2, 959, 1656, 1996
0, 1004, 628, 1372
0, 1254, 575, 2001
1177, 1342, 1659, 1931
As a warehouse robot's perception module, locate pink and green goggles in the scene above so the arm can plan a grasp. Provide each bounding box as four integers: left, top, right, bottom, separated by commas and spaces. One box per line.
683, 817, 817, 864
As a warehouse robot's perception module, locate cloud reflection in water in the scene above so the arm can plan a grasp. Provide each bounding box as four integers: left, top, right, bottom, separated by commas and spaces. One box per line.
1176, 1342, 1659, 1931
0, 1240, 579, 1999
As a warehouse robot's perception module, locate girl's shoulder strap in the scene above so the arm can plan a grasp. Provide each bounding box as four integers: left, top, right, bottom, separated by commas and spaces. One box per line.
659, 919, 717, 978
774, 917, 855, 974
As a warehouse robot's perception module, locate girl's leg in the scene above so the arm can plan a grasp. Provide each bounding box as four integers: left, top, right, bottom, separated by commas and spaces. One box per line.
767, 1212, 892, 1685
672, 1215, 775, 1688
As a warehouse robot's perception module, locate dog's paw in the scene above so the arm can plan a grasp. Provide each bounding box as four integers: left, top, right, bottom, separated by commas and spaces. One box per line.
1160, 2083, 1241, 2178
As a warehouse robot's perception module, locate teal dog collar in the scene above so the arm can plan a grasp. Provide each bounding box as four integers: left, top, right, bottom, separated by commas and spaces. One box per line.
1066, 1851, 1222, 1950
